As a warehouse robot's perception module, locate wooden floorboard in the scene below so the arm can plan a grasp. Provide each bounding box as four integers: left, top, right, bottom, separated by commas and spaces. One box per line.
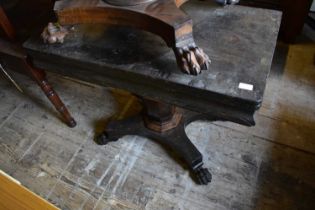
0, 37, 315, 210
214, 42, 315, 154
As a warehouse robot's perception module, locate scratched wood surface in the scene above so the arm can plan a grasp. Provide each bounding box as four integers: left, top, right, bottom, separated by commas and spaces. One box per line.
1, 32, 315, 210
24, 2, 282, 124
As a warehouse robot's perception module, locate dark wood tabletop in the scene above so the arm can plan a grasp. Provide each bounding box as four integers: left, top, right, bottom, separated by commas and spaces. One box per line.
23, 1, 281, 126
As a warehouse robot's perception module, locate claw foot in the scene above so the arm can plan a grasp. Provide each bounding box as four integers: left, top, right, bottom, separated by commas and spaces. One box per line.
194, 167, 212, 185
95, 132, 111, 145
174, 45, 211, 75
95, 132, 119, 145
41, 22, 69, 44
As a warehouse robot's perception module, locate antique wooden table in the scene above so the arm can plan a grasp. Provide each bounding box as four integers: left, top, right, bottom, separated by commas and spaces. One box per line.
41, 0, 237, 75
23, 1, 281, 184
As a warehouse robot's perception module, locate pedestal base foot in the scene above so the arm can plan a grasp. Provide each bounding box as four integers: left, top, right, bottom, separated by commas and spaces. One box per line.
96, 107, 213, 185
194, 167, 212, 185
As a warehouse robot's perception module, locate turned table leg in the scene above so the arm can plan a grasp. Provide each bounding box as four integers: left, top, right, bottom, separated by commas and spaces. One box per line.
24, 61, 77, 128
96, 97, 212, 185
0, 5, 76, 127
0, 6, 16, 41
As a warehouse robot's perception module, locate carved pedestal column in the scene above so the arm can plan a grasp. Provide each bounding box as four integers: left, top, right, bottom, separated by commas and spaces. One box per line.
95, 98, 213, 185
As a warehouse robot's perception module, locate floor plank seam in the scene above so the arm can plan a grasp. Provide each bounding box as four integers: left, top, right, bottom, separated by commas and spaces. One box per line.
45, 130, 93, 200
91, 136, 146, 210
212, 122, 315, 156
0, 102, 24, 130
17, 132, 44, 162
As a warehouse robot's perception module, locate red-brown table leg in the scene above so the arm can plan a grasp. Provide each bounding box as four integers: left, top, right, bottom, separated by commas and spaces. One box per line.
0, 5, 76, 127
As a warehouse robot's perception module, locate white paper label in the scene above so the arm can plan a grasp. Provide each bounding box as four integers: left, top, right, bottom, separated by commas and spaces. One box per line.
238, 83, 254, 91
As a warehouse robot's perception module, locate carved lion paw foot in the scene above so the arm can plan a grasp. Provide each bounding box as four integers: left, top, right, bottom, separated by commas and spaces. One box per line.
194, 167, 212, 185
174, 45, 211, 75
41, 22, 69, 44
215, 0, 239, 5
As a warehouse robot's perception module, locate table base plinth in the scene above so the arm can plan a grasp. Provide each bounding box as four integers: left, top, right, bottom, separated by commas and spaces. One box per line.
95, 98, 213, 185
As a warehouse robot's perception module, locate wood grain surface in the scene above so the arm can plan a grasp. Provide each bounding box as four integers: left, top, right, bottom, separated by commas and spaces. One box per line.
24, 2, 282, 126
1, 39, 315, 209
0, 1, 314, 210
0, 170, 59, 210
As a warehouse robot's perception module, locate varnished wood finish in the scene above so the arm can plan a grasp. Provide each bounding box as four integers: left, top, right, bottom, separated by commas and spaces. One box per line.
142, 99, 183, 133
7, 3, 315, 208
0, 6, 16, 41
44, 0, 211, 75
0, 5, 76, 127
2, 46, 315, 207
55, 0, 191, 46
25, 2, 282, 184
29, 3, 282, 125
25, 62, 77, 128
0, 171, 59, 210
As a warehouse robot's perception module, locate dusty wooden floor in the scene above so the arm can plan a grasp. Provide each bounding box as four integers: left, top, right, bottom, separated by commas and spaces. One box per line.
1, 27, 315, 209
